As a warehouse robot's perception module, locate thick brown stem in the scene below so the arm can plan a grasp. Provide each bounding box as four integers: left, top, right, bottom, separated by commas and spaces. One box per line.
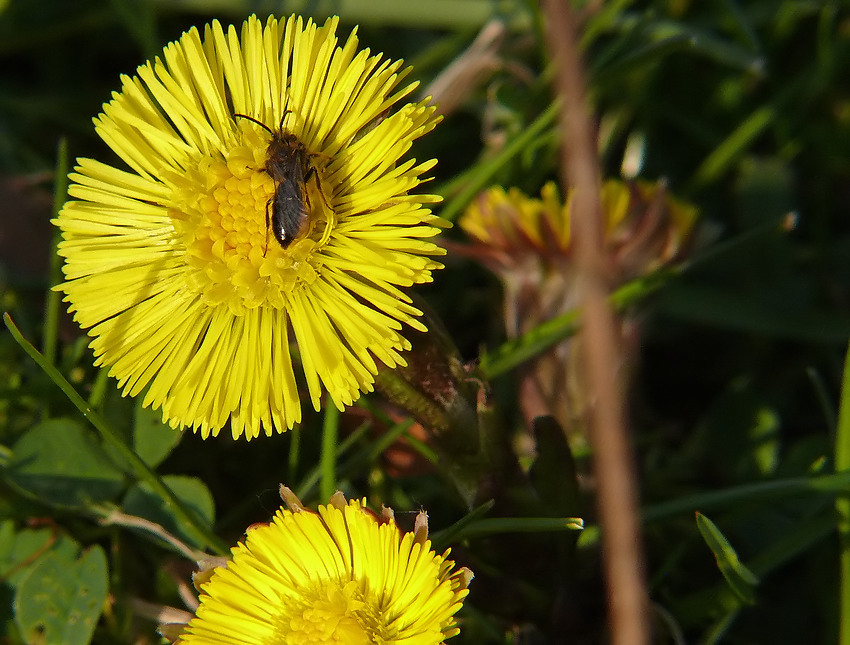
540, 2, 651, 644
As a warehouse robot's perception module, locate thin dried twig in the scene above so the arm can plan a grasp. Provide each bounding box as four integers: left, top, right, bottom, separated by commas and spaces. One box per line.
99, 508, 207, 562
540, 2, 651, 644
422, 19, 507, 116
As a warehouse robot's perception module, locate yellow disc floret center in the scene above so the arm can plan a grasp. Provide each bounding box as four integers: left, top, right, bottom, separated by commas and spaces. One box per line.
272, 580, 383, 645
169, 126, 330, 315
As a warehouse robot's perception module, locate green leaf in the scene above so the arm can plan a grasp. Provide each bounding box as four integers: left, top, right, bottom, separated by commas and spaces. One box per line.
4, 419, 126, 508
13, 546, 108, 645
751, 407, 780, 476
592, 34, 697, 87
0, 523, 102, 639
0, 524, 69, 586
529, 416, 581, 517
734, 157, 796, 231
132, 400, 182, 468
642, 20, 764, 71
478, 305, 580, 380
430, 500, 495, 552
696, 512, 759, 605
835, 342, 850, 644
657, 284, 850, 342
643, 470, 850, 524
437, 101, 559, 223
672, 510, 834, 631
0, 525, 82, 587
3, 314, 227, 555
122, 475, 215, 550
480, 271, 670, 378
689, 106, 775, 190
449, 516, 585, 542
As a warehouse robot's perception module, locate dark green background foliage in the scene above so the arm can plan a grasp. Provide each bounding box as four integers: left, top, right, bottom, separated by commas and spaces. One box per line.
1, 1, 849, 643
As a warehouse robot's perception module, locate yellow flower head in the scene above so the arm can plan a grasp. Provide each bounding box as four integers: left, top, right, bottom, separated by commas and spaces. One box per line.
173, 490, 472, 644
54, 15, 447, 439
460, 182, 567, 257
461, 179, 696, 278
460, 180, 697, 442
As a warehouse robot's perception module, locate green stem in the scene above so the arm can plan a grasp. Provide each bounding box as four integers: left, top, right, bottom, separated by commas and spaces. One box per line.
288, 426, 301, 484
295, 418, 409, 501
448, 516, 584, 541
687, 105, 774, 191
480, 269, 671, 379
42, 138, 69, 369
319, 404, 340, 502
480, 213, 796, 381
4, 313, 227, 555
836, 342, 850, 645
373, 368, 452, 433
374, 319, 511, 508
438, 101, 560, 222
577, 469, 850, 549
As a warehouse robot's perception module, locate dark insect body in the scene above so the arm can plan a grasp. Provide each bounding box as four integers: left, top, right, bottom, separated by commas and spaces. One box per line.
234, 113, 327, 253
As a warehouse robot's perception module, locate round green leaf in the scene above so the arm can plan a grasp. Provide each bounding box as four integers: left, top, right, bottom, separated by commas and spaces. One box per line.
13, 546, 108, 645
5, 419, 126, 508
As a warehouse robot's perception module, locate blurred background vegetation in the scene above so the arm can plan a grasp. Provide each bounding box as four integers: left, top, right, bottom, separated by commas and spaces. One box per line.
1, 0, 850, 643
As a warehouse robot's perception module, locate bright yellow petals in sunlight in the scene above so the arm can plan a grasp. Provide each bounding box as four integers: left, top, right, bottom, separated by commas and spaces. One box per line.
53, 15, 447, 439
174, 492, 472, 644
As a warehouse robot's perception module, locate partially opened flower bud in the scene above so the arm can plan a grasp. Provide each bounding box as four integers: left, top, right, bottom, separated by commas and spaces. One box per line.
461, 180, 696, 445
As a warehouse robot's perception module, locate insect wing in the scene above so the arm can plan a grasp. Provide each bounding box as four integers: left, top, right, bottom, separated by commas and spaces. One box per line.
270, 174, 310, 248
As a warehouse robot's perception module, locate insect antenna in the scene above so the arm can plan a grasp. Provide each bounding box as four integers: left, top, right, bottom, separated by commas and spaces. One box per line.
233, 113, 274, 134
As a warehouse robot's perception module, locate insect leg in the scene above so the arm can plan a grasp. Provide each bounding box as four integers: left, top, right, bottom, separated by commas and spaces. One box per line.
304, 165, 332, 210
263, 198, 272, 257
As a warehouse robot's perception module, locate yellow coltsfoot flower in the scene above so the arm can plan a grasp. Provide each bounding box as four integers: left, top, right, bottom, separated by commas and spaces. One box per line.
167, 487, 472, 644
461, 180, 696, 444
54, 15, 447, 439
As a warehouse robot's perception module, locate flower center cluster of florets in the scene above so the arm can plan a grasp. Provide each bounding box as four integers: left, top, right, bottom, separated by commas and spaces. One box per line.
170, 127, 326, 315
272, 579, 381, 644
